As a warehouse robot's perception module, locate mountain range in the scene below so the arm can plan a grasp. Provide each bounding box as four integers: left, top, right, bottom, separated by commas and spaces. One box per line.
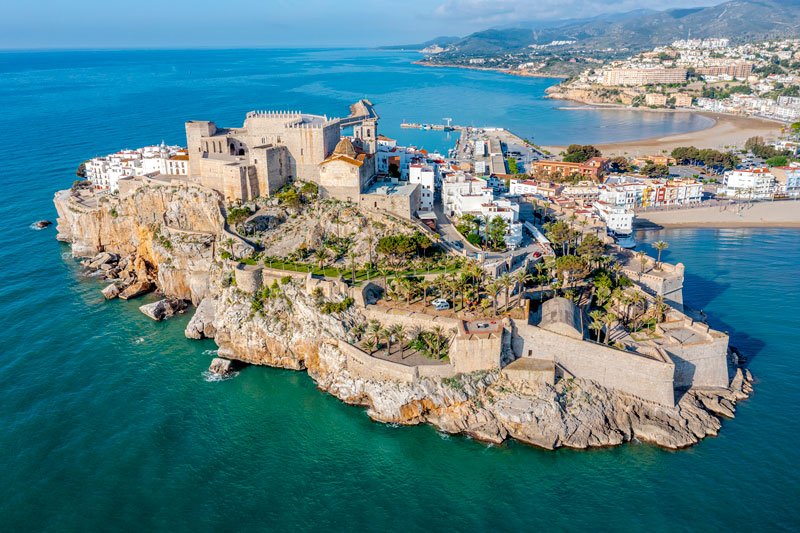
408, 0, 800, 56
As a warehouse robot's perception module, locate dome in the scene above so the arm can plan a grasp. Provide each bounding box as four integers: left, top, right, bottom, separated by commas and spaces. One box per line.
333, 138, 356, 158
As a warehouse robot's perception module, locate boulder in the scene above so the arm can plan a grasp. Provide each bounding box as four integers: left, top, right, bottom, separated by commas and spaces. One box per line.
208, 357, 234, 376
139, 298, 189, 321
119, 280, 153, 300
185, 298, 217, 339
101, 284, 120, 300
89, 252, 116, 269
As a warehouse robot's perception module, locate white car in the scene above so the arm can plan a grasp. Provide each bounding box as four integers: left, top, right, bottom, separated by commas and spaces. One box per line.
431, 298, 450, 310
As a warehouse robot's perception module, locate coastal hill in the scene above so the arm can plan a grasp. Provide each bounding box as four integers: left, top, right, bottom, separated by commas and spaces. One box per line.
426, 0, 800, 57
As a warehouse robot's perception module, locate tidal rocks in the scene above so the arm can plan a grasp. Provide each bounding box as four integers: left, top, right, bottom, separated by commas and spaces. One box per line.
139, 298, 189, 321
101, 284, 121, 300
119, 280, 153, 300
208, 357, 235, 376
33, 220, 52, 229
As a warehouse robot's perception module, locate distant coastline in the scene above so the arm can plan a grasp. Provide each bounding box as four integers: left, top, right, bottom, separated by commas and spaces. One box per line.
413, 60, 569, 80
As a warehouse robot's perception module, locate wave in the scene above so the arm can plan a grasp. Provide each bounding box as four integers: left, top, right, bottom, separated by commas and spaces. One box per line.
203, 370, 240, 382
202, 349, 219, 356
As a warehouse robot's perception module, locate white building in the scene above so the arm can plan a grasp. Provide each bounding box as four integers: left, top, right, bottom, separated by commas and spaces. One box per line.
599, 176, 646, 208
409, 163, 437, 211
722, 168, 777, 199
84, 143, 188, 192
594, 201, 634, 235
509, 179, 539, 196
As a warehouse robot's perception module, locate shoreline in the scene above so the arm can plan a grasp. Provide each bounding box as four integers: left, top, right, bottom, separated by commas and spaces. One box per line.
634, 201, 800, 229
413, 60, 569, 79
542, 110, 784, 155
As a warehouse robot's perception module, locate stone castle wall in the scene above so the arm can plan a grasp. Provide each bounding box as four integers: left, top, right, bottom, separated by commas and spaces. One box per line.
513, 322, 676, 406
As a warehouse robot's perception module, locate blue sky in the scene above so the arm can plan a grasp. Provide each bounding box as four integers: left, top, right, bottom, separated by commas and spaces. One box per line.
0, 0, 724, 50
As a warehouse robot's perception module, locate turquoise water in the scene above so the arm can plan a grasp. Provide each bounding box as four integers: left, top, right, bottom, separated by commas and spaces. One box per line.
1, 49, 798, 530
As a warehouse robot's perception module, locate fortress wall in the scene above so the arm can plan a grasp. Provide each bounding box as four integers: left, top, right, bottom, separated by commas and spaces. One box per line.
513, 323, 676, 406
665, 335, 729, 389
338, 340, 417, 383
450, 333, 504, 373
361, 307, 461, 331
417, 364, 456, 379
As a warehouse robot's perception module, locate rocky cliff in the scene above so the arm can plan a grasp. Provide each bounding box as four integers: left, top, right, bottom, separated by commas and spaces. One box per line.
54, 183, 244, 303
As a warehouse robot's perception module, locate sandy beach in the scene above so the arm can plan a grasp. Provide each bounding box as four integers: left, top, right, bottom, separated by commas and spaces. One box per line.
635, 200, 800, 228
543, 111, 785, 156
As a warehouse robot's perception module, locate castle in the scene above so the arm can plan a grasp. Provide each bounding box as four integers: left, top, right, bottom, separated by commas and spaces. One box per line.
184, 100, 380, 202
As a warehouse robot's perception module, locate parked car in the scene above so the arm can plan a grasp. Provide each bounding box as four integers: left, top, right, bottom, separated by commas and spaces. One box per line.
431, 298, 450, 311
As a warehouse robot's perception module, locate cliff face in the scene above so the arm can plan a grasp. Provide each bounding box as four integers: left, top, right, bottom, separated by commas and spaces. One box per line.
54, 184, 229, 303
210, 284, 360, 369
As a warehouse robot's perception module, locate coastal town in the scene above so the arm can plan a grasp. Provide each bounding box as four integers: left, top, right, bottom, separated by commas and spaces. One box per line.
53, 97, 768, 450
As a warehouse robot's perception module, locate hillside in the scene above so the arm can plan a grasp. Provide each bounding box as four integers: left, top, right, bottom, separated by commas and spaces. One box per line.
433, 0, 800, 57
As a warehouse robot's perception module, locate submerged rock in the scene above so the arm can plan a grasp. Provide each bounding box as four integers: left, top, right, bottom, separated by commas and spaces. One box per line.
139, 298, 189, 321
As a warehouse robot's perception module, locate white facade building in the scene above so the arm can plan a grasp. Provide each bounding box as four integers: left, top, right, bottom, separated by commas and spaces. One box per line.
722, 168, 777, 199
594, 202, 634, 235
409, 163, 437, 211
84, 143, 188, 192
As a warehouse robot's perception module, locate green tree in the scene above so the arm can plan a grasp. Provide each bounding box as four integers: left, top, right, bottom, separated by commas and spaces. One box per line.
653, 240, 669, 269
562, 144, 601, 163
589, 309, 606, 343
486, 216, 509, 250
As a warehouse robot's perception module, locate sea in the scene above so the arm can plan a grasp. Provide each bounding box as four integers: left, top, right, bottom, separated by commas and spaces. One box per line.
0, 48, 797, 531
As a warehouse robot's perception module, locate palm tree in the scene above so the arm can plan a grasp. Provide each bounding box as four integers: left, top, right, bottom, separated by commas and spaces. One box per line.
381, 327, 393, 355
419, 280, 433, 306
653, 240, 669, 269
405, 326, 422, 358
361, 337, 377, 355
350, 322, 366, 343
313, 247, 329, 272
636, 251, 648, 275
589, 309, 605, 343
602, 311, 618, 345
367, 320, 382, 349
512, 270, 532, 304
485, 279, 501, 315
398, 277, 416, 306
498, 273, 513, 311
628, 291, 646, 331
388, 324, 405, 356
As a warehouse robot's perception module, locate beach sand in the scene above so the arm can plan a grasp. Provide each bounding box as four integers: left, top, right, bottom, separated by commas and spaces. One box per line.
543, 111, 785, 156
635, 200, 800, 228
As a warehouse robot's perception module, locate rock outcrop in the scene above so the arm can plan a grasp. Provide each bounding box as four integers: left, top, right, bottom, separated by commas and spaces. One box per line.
139, 298, 189, 321
185, 298, 218, 339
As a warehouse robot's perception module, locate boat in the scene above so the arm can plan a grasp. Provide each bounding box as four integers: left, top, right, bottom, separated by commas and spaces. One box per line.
614, 233, 637, 249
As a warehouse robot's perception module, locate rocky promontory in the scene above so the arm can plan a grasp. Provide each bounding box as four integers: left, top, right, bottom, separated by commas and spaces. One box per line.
54, 181, 753, 451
